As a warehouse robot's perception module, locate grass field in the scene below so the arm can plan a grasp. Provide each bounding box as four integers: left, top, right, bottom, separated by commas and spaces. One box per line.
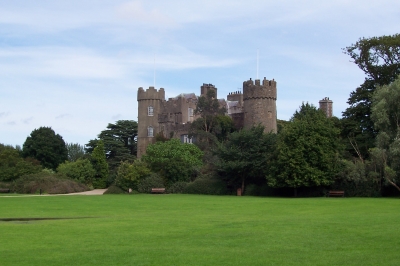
0, 194, 399, 265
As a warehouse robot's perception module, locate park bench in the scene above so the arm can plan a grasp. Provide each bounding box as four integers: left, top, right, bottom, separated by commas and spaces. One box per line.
151, 188, 166, 194
327, 190, 344, 197
0, 188, 10, 193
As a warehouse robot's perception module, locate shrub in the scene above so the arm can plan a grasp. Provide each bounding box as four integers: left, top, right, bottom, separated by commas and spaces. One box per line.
184, 177, 229, 195
104, 185, 127, 194
115, 160, 151, 191
12, 171, 88, 194
137, 173, 164, 193
166, 182, 188, 194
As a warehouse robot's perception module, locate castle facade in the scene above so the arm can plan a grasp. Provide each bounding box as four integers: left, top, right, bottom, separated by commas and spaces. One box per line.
137, 77, 278, 158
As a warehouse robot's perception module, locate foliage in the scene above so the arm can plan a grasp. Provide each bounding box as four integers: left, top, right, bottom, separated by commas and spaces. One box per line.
214, 125, 277, 192
66, 143, 86, 161
90, 140, 109, 188
22, 127, 68, 170
166, 182, 188, 194
183, 177, 229, 195
342, 34, 400, 159
86, 120, 138, 176
0, 144, 42, 181
190, 90, 228, 150
370, 76, 400, 191
115, 160, 151, 191
267, 103, 342, 196
12, 171, 88, 194
142, 139, 203, 185
137, 173, 164, 193
57, 158, 95, 185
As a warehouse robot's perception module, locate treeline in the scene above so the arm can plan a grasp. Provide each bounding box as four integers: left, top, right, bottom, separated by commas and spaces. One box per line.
1, 33, 399, 196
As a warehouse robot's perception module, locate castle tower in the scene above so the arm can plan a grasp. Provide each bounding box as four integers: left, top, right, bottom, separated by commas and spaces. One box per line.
137, 86, 165, 158
201, 83, 217, 98
243, 77, 277, 133
319, 97, 333, 117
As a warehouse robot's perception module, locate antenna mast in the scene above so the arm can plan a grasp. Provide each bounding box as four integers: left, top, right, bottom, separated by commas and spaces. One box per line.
257, 49, 259, 80
153, 53, 156, 88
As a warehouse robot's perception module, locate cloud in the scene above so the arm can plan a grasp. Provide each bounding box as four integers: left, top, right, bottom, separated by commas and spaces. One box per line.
22, 117, 33, 124
0, 112, 9, 118
112, 114, 122, 120
115, 1, 178, 29
6, 121, 16, 125
55, 114, 71, 119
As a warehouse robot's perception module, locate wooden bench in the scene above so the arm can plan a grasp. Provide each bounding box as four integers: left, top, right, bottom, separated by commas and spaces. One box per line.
0, 188, 10, 193
151, 188, 166, 194
328, 190, 344, 197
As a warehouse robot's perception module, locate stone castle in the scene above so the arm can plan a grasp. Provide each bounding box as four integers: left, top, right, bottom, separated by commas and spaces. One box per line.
137, 77, 332, 157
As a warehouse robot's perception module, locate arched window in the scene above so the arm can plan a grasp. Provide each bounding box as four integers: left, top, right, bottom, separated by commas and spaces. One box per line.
148, 106, 154, 116
147, 126, 153, 137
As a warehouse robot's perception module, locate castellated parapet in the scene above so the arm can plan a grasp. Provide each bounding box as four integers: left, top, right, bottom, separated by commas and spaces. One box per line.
243, 77, 277, 133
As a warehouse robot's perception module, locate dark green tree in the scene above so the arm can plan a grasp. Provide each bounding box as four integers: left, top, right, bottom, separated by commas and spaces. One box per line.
22, 127, 68, 170
0, 144, 42, 181
142, 139, 203, 185
90, 140, 109, 188
342, 34, 400, 159
214, 125, 277, 193
267, 103, 342, 196
86, 120, 138, 171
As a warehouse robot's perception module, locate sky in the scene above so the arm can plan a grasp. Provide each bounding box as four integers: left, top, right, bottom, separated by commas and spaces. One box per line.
1, 0, 399, 147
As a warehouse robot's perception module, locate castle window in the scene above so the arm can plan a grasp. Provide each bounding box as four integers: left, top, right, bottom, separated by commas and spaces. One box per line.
181, 134, 193, 144
147, 126, 154, 137
148, 106, 154, 116
268, 111, 272, 118
188, 107, 194, 122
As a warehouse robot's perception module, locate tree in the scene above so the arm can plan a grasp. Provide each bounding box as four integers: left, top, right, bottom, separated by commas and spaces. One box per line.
57, 159, 95, 185
342, 34, 400, 159
86, 120, 138, 171
214, 126, 277, 193
370, 76, 400, 191
0, 144, 42, 181
22, 127, 68, 170
190, 90, 228, 150
115, 160, 151, 191
142, 139, 203, 185
90, 140, 109, 188
66, 143, 86, 162
267, 103, 342, 196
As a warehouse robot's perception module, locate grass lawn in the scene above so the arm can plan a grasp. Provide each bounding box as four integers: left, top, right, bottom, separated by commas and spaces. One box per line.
0, 194, 399, 265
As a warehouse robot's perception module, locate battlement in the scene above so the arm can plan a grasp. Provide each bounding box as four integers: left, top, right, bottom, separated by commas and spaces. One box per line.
137, 86, 165, 101
201, 83, 217, 98
243, 77, 277, 100
227, 90, 243, 102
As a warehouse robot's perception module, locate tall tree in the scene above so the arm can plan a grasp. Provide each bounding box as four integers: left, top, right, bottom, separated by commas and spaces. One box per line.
66, 143, 86, 162
267, 103, 342, 196
190, 90, 229, 150
370, 76, 400, 191
86, 120, 138, 171
342, 34, 400, 159
22, 127, 68, 170
90, 140, 109, 188
214, 126, 277, 193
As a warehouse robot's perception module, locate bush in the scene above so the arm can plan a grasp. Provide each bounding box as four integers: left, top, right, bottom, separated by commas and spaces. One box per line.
137, 173, 164, 193
244, 183, 277, 196
184, 177, 229, 195
166, 182, 188, 194
104, 185, 127, 194
12, 171, 88, 194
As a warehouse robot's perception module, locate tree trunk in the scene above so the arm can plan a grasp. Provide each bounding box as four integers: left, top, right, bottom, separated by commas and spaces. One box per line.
294, 187, 298, 197
241, 177, 245, 195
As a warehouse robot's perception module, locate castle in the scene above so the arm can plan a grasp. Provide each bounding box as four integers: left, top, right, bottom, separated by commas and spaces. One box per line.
137, 77, 332, 157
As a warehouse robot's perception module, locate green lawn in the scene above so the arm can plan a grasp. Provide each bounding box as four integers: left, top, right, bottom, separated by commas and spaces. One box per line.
0, 194, 399, 265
